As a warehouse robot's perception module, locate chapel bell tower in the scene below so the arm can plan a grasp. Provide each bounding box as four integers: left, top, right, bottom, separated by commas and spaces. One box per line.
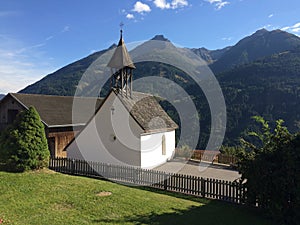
107, 27, 135, 97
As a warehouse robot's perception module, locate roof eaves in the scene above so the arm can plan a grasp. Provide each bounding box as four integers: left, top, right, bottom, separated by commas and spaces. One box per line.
141, 127, 178, 135
9, 93, 50, 128
47, 123, 86, 128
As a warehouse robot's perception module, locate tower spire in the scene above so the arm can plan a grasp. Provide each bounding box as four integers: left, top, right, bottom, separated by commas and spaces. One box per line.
107, 25, 135, 98
120, 22, 124, 39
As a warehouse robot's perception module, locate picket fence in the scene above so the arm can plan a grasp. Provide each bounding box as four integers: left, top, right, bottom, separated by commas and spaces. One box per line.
49, 157, 246, 204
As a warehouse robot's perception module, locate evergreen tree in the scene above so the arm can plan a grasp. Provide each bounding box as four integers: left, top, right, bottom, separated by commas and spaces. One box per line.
0, 106, 49, 171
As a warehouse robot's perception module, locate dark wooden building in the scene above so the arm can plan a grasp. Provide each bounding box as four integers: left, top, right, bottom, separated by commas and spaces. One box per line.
0, 93, 102, 157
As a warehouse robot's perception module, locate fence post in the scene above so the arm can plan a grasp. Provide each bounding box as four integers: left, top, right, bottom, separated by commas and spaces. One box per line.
201, 178, 206, 197
134, 168, 138, 185
164, 173, 168, 190
71, 159, 75, 175
49, 158, 52, 169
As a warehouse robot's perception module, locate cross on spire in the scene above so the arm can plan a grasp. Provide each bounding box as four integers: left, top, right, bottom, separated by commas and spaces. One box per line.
120, 22, 124, 36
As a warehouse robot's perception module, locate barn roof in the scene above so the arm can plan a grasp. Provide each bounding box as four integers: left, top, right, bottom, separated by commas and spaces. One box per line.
7, 93, 103, 128
115, 90, 178, 133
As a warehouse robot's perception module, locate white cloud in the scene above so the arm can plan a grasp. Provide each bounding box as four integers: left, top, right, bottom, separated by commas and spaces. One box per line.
126, 13, 135, 19
153, 0, 188, 9
280, 22, 300, 34
268, 14, 273, 18
222, 37, 232, 41
206, 0, 229, 10
281, 26, 290, 31
292, 22, 300, 28
61, 26, 70, 33
46, 36, 54, 41
154, 0, 171, 9
0, 37, 55, 94
133, 1, 151, 13
292, 28, 300, 33
171, 0, 188, 8
263, 24, 272, 29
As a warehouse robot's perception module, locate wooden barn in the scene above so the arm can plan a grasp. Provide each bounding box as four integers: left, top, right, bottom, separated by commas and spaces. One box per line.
0, 93, 102, 157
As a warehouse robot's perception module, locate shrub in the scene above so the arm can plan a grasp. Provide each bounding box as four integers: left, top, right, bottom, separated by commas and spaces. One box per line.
238, 116, 300, 224
0, 106, 49, 172
176, 145, 193, 159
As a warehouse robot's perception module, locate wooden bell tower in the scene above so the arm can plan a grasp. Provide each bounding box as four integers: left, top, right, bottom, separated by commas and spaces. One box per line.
107, 26, 135, 97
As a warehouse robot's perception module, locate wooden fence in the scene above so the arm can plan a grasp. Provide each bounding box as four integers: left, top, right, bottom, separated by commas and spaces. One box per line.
49, 157, 246, 204
191, 150, 238, 165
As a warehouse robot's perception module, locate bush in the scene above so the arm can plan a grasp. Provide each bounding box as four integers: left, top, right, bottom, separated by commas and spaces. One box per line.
220, 145, 244, 157
175, 145, 193, 159
0, 106, 49, 172
238, 116, 300, 224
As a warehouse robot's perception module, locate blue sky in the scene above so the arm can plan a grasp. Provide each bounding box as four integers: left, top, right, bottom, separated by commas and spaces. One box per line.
0, 0, 300, 94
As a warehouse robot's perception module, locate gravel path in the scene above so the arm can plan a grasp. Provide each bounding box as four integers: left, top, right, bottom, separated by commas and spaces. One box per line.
154, 159, 241, 182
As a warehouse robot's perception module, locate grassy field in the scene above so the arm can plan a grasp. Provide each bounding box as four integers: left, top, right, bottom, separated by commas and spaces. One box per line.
0, 170, 272, 225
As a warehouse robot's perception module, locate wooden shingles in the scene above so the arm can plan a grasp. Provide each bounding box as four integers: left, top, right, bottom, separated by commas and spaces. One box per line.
116, 90, 178, 133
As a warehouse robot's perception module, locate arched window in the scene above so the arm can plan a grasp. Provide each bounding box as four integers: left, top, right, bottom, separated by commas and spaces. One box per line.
162, 135, 166, 155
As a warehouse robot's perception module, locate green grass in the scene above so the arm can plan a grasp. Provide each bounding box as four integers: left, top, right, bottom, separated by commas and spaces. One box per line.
0, 170, 272, 225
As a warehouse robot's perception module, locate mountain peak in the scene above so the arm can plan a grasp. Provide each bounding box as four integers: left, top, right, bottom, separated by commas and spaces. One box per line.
151, 35, 170, 42
108, 43, 117, 50
252, 28, 269, 36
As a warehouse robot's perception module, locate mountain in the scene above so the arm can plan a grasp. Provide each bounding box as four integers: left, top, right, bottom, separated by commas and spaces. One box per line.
191, 46, 231, 64
211, 29, 300, 73
19, 29, 300, 148
21, 29, 300, 96
0, 94, 4, 100
151, 34, 171, 42
20, 45, 116, 96
217, 47, 300, 144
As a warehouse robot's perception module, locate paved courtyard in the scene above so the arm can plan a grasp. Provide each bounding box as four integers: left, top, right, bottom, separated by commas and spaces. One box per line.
154, 159, 241, 182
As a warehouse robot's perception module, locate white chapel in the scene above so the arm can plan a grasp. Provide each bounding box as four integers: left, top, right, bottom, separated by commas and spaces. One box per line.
67, 30, 178, 169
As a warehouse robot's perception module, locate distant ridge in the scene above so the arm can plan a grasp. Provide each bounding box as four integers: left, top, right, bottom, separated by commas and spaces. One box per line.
211, 29, 300, 72
0, 94, 4, 100
191, 46, 231, 64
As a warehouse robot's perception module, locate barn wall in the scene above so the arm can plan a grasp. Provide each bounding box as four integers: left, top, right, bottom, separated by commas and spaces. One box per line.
47, 131, 78, 158
67, 91, 143, 167
0, 95, 24, 131
140, 130, 176, 169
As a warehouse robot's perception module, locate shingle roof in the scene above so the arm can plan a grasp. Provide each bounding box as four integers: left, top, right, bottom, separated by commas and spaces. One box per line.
107, 35, 135, 70
115, 90, 178, 133
9, 93, 103, 127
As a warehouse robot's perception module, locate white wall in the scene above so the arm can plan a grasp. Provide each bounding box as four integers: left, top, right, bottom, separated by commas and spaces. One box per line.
140, 130, 175, 169
67, 91, 143, 167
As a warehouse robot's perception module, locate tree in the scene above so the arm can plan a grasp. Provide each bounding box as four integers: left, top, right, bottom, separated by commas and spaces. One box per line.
238, 116, 300, 224
0, 106, 49, 172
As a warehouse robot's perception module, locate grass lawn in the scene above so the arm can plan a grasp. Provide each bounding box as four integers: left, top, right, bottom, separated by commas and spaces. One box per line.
0, 170, 272, 225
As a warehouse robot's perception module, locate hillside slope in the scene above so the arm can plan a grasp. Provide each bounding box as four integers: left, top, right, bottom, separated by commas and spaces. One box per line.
20, 45, 116, 96
211, 29, 300, 73
217, 48, 300, 143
